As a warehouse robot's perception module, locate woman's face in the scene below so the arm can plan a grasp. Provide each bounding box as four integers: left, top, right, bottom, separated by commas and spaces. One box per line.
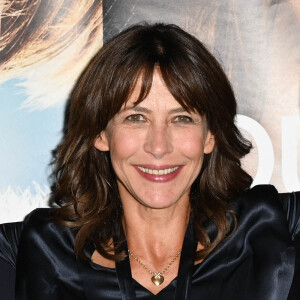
94, 70, 215, 209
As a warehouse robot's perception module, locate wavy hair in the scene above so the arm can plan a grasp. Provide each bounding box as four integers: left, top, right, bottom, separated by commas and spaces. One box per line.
51, 23, 252, 261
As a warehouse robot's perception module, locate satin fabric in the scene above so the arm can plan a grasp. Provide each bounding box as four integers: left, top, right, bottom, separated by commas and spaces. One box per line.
0, 185, 298, 299
0, 221, 24, 269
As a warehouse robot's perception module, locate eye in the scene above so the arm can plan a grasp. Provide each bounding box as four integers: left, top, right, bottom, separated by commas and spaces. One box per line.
126, 114, 146, 123
173, 115, 194, 123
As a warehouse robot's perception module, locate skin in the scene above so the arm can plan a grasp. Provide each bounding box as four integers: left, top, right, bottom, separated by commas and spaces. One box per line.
94, 70, 215, 294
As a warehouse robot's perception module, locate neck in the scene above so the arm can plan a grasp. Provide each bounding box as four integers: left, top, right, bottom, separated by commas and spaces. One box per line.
122, 197, 191, 262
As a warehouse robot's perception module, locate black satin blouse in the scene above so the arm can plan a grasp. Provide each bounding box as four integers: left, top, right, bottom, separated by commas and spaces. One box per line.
0, 185, 299, 299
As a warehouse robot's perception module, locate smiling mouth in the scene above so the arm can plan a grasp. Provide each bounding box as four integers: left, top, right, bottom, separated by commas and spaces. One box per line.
137, 166, 179, 175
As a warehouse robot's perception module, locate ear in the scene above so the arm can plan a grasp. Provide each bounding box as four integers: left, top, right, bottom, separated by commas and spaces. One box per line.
94, 131, 110, 151
204, 131, 215, 154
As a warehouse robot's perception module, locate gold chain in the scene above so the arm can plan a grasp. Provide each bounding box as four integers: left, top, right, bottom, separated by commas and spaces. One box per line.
128, 249, 181, 276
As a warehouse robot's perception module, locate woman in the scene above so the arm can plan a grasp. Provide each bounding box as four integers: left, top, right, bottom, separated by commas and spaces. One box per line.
0, 23, 299, 299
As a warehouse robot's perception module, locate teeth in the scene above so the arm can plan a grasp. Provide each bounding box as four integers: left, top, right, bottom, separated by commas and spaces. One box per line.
137, 166, 179, 175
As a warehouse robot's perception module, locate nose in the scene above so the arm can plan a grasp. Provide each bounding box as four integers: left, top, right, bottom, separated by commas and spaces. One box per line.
143, 124, 173, 158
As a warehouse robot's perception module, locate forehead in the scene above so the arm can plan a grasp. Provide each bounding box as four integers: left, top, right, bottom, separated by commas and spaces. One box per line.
132, 69, 167, 96
123, 70, 183, 109
113, 64, 205, 119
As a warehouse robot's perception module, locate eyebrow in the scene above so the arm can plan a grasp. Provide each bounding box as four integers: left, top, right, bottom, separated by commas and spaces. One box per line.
122, 105, 188, 114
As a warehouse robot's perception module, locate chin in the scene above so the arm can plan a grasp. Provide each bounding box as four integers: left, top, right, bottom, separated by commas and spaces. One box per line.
145, 202, 175, 209
137, 194, 185, 210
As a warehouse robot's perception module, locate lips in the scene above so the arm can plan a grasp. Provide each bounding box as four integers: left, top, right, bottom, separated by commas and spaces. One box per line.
134, 165, 183, 182
137, 166, 179, 175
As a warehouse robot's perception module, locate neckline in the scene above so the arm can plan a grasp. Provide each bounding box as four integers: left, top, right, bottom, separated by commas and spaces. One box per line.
89, 253, 202, 271
88, 254, 203, 298
132, 275, 177, 296
115, 217, 198, 300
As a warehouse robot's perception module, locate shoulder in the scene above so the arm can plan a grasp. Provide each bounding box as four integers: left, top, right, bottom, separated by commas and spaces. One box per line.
235, 184, 278, 202
15, 210, 82, 295
231, 184, 281, 214
230, 184, 291, 242
218, 185, 296, 300
18, 208, 77, 259
21, 208, 58, 240
23, 207, 55, 223
21, 206, 76, 239
0, 208, 57, 269
233, 185, 300, 239
16, 208, 77, 282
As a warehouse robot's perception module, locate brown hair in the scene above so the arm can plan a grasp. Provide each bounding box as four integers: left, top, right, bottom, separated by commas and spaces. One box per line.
51, 23, 252, 261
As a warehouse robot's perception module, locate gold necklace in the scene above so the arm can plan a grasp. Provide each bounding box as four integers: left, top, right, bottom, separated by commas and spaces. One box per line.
128, 249, 181, 286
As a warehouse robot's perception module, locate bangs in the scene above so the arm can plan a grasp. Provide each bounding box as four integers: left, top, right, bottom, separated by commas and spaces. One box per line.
110, 35, 212, 116
99, 23, 233, 129
120, 59, 208, 117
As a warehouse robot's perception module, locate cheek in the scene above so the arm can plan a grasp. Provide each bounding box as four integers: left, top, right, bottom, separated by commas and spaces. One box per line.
109, 130, 141, 162
176, 131, 206, 158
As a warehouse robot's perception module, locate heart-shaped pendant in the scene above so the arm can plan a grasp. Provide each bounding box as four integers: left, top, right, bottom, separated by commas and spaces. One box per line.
151, 273, 164, 286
